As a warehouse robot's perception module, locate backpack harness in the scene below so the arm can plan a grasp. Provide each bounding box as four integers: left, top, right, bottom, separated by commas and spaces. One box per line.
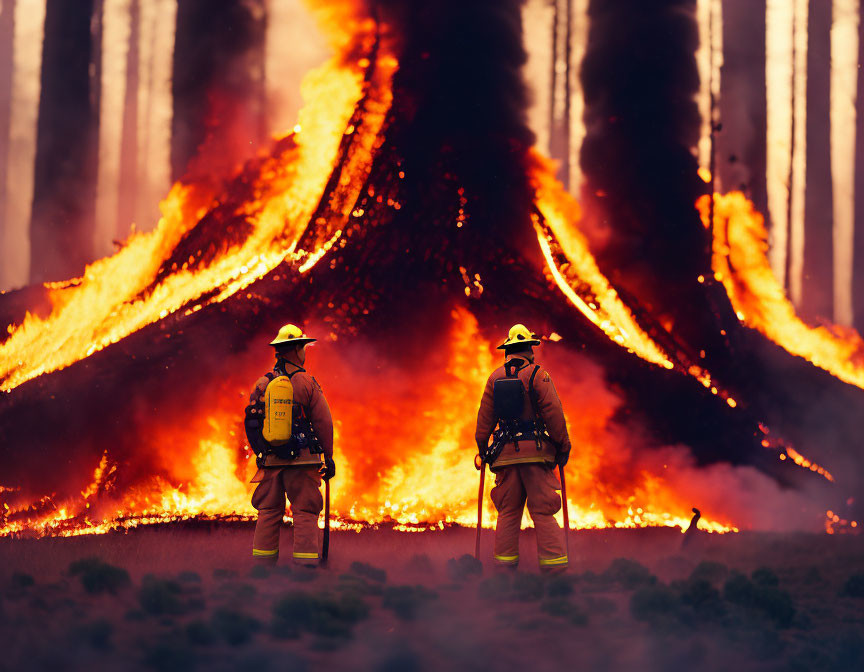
480, 359, 550, 465
244, 363, 323, 468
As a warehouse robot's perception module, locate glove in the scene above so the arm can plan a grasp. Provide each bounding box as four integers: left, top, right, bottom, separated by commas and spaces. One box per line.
319, 456, 336, 481
556, 450, 570, 467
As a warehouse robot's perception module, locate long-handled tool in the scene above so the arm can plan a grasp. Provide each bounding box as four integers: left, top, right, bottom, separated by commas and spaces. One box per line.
322, 477, 330, 566
558, 463, 570, 560
474, 454, 485, 560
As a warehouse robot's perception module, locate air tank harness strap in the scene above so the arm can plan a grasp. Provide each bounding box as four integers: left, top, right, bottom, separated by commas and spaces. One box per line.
527, 365, 543, 452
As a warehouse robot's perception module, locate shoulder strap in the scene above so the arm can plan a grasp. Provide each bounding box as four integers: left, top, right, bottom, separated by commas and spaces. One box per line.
527, 365, 542, 419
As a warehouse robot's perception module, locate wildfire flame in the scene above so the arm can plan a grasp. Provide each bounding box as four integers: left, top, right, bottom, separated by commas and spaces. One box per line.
700, 192, 864, 391
0, 8, 849, 540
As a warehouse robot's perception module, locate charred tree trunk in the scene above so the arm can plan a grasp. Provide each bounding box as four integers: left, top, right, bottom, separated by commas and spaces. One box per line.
801, 0, 834, 323
0, 0, 14, 268
716, 0, 769, 213
853, 2, 864, 335
115, 0, 139, 239
29, 0, 98, 284
171, 0, 267, 182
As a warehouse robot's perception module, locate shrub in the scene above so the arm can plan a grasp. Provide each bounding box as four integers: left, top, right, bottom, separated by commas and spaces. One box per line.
10, 572, 34, 588
338, 573, 383, 596
477, 574, 511, 601
545, 574, 576, 598
512, 572, 544, 601
405, 554, 434, 574
68, 557, 130, 595
751, 567, 779, 588
541, 598, 589, 625
689, 561, 728, 586
680, 579, 726, 622
350, 561, 387, 583
185, 620, 216, 646
177, 571, 201, 584
840, 572, 864, 598
76, 619, 113, 650
138, 577, 186, 616
212, 568, 238, 580
723, 571, 795, 627
630, 585, 679, 623
603, 558, 656, 589
211, 607, 261, 646
755, 587, 795, 628
381, 585, 437, 620
142, 633, 197, 671
248, 565, 271, 580
723, 572, 757, 607
272, 590, 370, 639
447, 554, 482, 582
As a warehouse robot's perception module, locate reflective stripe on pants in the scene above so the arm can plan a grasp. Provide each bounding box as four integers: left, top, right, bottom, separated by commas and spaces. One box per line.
251, 466, 323, 562
490, 463, 566, 570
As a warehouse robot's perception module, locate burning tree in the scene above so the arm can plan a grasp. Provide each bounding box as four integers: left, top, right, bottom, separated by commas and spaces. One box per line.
0, 0, 861, 537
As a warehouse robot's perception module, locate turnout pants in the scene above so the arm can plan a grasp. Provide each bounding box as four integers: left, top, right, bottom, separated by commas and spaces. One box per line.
251, 466, 322, 565
491, 463, 568, 572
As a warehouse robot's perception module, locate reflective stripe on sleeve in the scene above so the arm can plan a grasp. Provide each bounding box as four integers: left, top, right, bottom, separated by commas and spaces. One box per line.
293, 552, 319, 559
539, 555, 568, 566
493, 554, 519, 565
252, 548, 279, 557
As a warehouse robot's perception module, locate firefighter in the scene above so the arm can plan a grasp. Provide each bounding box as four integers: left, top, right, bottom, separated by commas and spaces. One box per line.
244, 324, 335, 567
475, 324, 571, 573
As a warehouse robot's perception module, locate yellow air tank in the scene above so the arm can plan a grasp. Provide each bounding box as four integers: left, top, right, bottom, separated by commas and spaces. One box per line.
263, 375, 294, 445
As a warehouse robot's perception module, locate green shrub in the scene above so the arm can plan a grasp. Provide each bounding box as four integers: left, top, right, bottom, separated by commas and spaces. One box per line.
10, 572, 34, 588
142, 633, 197, 671
723, 572, 757, 607
755, 587, 795, 627
177, 571, 201, 584
478, 574, 511, 601
689, 561, 728, 586
751, 567, 779, 588
212, 568, 238, 580
76, 619, 113, 650
185, 620, 216, 646
272, 590, 370, 639
541, 598, 589, 625
545, 574, 576, 598
248, 565, 271, 580
405, 554, 434, 574
512, 572, 544, 601
603, 558, 656, 589
630, 585, 679, 623
840, 572, 864, 598
138, 577, 186, 615
447, 554, 482, 582
381, 585, 437, 620
350, 561, 387, 583
338, 573, 383, 596
68, 557, 130, 595
211, 607, 261, 646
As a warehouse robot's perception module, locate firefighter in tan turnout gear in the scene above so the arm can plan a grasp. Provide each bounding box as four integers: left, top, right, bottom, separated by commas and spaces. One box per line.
244, 324, 335, 566
475, 324, 571, 572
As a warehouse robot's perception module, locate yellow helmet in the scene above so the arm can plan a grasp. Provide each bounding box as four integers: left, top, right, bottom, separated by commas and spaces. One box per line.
497, 324, 541, 350
269, 323, 316, 347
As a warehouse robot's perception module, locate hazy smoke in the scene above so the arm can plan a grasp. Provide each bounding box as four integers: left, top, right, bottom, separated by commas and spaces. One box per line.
579, 0, 714, 336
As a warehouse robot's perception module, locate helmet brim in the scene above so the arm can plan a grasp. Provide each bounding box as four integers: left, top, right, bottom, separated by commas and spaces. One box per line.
496, 338, 540, 350
270, 337, 317, 347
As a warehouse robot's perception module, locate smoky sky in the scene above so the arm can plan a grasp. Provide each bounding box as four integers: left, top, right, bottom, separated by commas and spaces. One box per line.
580, 0, 709, 296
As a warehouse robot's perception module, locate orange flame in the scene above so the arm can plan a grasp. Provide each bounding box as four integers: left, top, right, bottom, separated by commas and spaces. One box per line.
699, 192, 864, 390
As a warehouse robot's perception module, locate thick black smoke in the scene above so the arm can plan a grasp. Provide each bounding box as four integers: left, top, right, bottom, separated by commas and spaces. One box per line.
382, 0, 538, 253
580, 0, 720, 350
